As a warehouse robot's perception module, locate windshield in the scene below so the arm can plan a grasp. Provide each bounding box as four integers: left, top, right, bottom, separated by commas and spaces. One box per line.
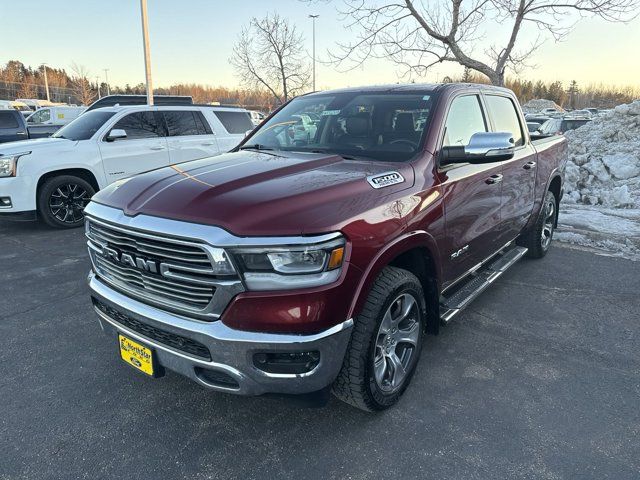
52, 110, 116, 141
245, 92, 435, 162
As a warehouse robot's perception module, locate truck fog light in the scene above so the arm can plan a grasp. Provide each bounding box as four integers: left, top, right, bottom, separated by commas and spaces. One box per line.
0, 197, 11, 207
253, 351, 320, 375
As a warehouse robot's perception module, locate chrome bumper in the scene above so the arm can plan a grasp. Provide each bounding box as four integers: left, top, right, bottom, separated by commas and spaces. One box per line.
88, 272, 353, 396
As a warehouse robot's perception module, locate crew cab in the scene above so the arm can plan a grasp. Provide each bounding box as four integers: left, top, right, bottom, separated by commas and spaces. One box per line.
84, 84, 567, 411
0, 105, 253, 227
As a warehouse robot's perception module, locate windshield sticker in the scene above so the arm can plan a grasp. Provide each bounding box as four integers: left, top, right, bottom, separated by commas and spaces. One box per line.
321, 110, 341, 116
367, 171, 405, 189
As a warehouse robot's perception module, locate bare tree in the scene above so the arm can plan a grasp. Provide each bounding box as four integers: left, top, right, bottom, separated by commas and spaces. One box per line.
328, 0, 640, 85
70, 63, 97, 105
230, 13, 311, 103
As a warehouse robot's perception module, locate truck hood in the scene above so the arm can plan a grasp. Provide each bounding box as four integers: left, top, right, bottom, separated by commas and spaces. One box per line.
0, 137, 77, 155
92, 150, 415, 236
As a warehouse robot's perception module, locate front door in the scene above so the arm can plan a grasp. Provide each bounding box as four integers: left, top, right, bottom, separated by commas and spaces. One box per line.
98, 111, 170, 184
438, 94, 504, 286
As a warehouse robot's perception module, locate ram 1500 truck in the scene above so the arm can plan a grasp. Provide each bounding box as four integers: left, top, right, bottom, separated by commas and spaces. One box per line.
84, 84, 567, 411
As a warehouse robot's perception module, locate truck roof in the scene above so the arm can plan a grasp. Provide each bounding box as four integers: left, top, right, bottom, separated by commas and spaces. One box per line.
304, 82, 513, 96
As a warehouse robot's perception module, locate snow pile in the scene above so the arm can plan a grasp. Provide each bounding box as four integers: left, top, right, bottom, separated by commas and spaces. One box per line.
522, 98, 564, 114
563, 100, 640, 208
556, 100, 640, 260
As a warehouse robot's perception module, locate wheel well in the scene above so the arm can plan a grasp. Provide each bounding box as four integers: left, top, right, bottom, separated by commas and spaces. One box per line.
389, 248, 440, 335
36, 169, 100, 197
548, 175, 561, 226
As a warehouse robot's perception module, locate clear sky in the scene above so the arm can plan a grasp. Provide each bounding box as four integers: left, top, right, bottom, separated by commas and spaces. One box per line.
2, 0, 639, 89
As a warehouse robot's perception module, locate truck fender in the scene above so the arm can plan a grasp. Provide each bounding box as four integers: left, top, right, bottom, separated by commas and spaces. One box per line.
525, 168, 563, 232
348, 230, 442, 320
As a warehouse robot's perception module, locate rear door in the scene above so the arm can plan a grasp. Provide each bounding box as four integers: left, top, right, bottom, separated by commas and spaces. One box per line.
98, 111, 170, 183
439, 94, 504, 284
207, 110, 254, 151
162, 110, 219, 165
483, 94, 537, 243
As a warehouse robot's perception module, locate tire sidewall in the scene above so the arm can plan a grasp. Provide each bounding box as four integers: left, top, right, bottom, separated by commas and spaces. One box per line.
540, 190, 557, 254
366, 281, 425, 409
38, 175, 95, 229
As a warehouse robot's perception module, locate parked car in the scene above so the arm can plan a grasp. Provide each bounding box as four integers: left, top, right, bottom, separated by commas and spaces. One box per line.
26, 106, 86, 126
248, 110, 266, 126
0, 105, 253, 227
85, 95, 193, 112
585, 108, 599, 116
0, 100, 33, 117
537, 117, 591, 135
569, 109, 592, 118
83, 83, 568, 411
289, 113, 318, 143
0, 109, 67, 143
526, 121, 542, 133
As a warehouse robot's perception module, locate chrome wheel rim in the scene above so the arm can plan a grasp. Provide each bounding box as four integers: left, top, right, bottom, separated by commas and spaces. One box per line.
373, 292, 421, 393
49, 183, 90, 224
541, 196, 556, 250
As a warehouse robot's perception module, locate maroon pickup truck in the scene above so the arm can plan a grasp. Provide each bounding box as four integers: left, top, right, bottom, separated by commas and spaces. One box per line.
84, 83, 567, 411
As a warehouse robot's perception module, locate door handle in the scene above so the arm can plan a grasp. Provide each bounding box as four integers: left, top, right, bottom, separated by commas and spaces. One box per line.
149, 145, 166, 150
201, 142, 216, 146
485, 174, 503, 185
523, 161, 536, 170
16, 131, 27, 135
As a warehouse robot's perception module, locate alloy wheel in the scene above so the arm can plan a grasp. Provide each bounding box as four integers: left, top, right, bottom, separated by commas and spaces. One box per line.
49, 183, 90, 224
373, 293, 421, 393
541, 196, 556, 250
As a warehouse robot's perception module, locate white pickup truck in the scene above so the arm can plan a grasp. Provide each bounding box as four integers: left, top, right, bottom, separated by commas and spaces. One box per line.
0, 105, 253, 227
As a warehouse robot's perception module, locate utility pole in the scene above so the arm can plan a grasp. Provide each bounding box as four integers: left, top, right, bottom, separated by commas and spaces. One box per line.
140, 0, 153, 105
309, 14, 319, 91
95, 76, 101, 99
103, 68, 110, 96
42, 64, 50, 102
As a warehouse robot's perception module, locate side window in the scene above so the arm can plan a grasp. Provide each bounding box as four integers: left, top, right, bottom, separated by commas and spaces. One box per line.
164, 111, 201, 136
443, 95, 487, 147
213, 111, 254, 134
112, 112, 160, 140
484, 95, 524, 146
194, 111, 212, 134
0, 112, 19, 128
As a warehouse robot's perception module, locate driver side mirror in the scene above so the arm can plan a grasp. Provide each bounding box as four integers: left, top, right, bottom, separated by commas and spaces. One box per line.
106, 129, 127, 142
441, 132, 515, 165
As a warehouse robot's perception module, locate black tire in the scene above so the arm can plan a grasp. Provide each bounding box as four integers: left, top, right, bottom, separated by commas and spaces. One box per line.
518, 189, 557, 259
332, 266, 425, 412
37, 175, 95, 229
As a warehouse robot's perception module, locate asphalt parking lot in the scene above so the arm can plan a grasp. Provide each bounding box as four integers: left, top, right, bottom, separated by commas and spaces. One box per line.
1, 220, 639, 480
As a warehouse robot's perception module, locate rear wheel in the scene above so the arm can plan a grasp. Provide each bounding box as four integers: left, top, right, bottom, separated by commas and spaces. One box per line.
332, 266, 425, 411
518, 189, 557, 258
37, 175, 95, 229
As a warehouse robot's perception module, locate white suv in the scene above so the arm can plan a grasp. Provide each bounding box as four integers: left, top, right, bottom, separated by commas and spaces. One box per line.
0, 105, 253, 227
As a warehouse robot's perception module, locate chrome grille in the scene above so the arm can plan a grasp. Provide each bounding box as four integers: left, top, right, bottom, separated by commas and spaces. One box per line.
85, 218, 241, 319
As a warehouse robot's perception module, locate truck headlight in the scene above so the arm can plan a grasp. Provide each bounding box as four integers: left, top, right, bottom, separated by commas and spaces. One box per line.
231, 236, 345, 291
0, 152, 30, 177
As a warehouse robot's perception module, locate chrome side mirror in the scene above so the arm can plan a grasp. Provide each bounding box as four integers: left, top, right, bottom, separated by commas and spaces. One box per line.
442, 132, 515, 164
106, 129, 127, 142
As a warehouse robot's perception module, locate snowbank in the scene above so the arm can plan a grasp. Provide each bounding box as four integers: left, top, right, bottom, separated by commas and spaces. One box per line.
556, 100, 640, 260
522, 98, 564, 114
563, 100, 640, 209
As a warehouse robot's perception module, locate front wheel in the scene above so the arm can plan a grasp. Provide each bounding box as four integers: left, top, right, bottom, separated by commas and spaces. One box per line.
333, 266, 425, 412
37, 175, 95, 229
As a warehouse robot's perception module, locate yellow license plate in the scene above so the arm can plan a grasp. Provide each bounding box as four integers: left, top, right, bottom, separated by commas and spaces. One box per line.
118, 334, 154, 376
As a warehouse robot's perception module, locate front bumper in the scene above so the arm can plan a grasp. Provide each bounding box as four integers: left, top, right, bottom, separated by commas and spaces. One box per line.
0, 176, 36, 215
88, 272, 353, 396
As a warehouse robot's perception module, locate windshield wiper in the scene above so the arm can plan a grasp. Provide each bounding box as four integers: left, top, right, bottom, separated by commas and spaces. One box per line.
239, 144, 274, 151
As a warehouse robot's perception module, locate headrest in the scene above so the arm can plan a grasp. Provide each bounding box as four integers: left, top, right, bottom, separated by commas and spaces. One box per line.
395, 113, 415, 132
345, 115, 369, 136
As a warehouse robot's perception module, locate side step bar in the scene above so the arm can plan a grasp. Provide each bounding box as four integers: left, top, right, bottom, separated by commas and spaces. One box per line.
440, 245, 528, 324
